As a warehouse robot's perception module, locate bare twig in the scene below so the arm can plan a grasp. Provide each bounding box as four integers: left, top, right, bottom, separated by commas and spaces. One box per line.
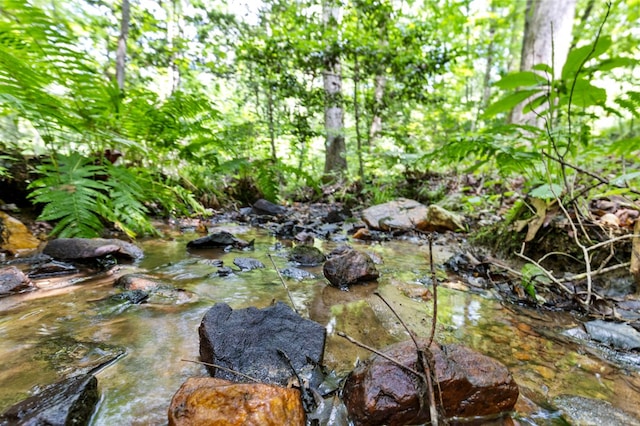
181, 359, 262, 383
515, 250, 586, 306
267, 253, 299, 314
336, 332, 424, 378
427, 235, 438, 348
558, 262, 630, 283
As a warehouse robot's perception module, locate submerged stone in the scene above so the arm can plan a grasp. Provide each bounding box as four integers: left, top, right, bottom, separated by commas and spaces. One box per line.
342, 339, 519, 425
198, 302, 326, 387
233, 257, 265, 271
168, 377, 305, 426
289, 245, 326, 266
0, 374, 99, 426
553, 394, 640, 426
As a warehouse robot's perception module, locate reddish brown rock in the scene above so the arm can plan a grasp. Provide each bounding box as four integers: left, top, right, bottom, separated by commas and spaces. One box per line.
168, 377, 305, 426
342, 339, 519, 425
323, 249, 379, 288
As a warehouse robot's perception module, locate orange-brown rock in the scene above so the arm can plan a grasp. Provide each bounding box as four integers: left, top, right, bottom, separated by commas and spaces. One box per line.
0, 211, 41, 256
168, 377, 305, 426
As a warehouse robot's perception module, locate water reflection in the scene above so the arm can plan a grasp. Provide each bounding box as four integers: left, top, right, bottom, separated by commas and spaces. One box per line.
0, 226, 639, 425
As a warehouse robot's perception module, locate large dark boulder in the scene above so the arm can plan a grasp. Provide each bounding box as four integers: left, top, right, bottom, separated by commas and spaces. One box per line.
0, 374, 99, 426
199, 302, 326, 387
43, 238, 143, 261
323, 249, 379, 289
342, 339, 519, 425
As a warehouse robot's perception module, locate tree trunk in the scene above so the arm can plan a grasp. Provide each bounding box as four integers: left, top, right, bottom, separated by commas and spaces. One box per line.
368, 74, 385, 144
116, 0, 130, 91
510, 0, 576, 126
322, 0, 347, 180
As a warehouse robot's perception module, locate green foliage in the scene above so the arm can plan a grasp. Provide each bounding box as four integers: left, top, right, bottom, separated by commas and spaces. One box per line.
28, 153, 109, 238
28, 153, 157, 238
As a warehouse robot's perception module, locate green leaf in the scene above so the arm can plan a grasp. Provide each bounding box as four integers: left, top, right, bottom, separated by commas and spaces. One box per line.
562, 36, 611, 80
493, 71, 548, 90
529, 183, 563, 199
484, 89, 541, 117
564, 79, 607, 108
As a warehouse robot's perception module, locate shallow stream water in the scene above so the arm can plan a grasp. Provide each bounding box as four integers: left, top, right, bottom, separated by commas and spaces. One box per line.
1, 224, 640, 425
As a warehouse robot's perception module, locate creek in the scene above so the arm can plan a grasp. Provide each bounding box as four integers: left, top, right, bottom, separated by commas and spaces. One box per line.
1, 223, 640, 425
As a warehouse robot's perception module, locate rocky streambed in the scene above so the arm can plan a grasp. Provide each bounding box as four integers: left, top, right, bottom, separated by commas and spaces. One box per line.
1, 199, 640, 425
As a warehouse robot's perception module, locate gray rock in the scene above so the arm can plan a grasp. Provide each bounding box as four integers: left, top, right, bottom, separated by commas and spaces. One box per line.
0, 374, 99, 426
361, 198, 427, 231
0, 266, 33, 296
279, 267, 315, 281
233, 257, 265, 271
198, 302, 326, 386
252, 199, 288, 216
43, 238, 143, 261
584, 319, 640, 350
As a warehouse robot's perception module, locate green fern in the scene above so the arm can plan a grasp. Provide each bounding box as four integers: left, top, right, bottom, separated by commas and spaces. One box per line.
28, 153, 108, 238
101, 166, 158, 238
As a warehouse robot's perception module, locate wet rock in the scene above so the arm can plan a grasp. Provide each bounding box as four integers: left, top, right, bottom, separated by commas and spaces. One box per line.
32, 336, 126, 377
168, 377, 305, 426
342, 339, 519, 425
361, 198, 427, 231
27, 260, 78, 278
233, 257, 265, 271
553, 394, 640, 426
186, 231, 253, 250
0, 211, 41, 257
0, 374, 99, 426
252, 198, 288, 216
584, 319, 640, 350
116, 273, 163, 291
323, 249, 379, 289
110, 289, 149, 305
43, 238, 143, 261
420, 204, 466, 233
114, 273, 197, 305
279, 267, 315, 281
215, 266, 234, 277
0, 266, 33, 296
199, 302, 326, 386
289, 245, 326, 266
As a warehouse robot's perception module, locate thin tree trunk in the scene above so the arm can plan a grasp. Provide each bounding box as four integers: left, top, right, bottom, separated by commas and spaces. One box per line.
353, 53, 364, 179
510, 0, 577, 126
322, 0, 347, 180
116, 0, 130, 91
368, 74, 385, 145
